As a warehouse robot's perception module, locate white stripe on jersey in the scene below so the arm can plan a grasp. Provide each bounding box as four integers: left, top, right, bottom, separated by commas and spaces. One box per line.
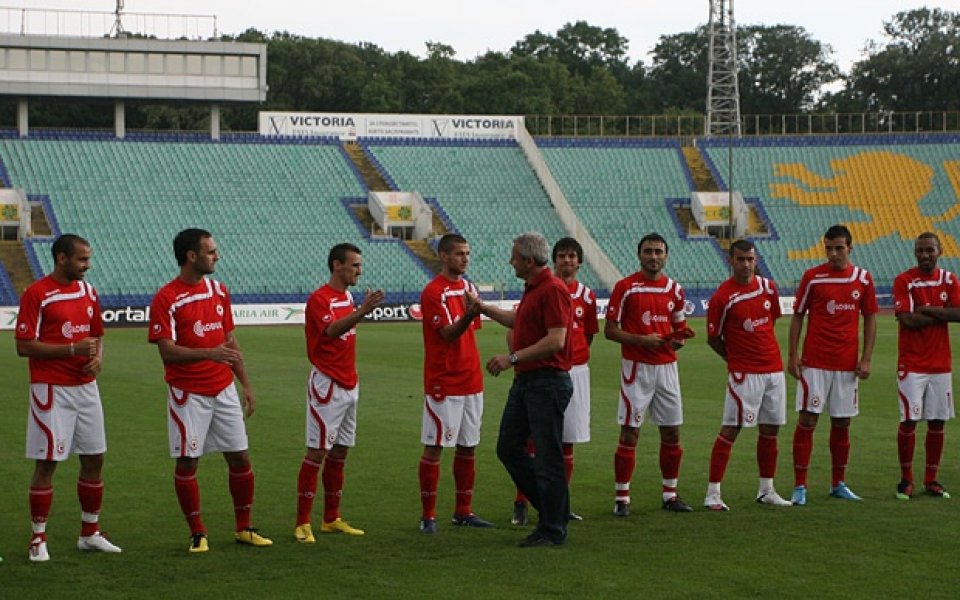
613, 278, 681, 323
716, 277, 773, 334
905, 269, 955, 312
439, 280, 476, 324
796, 267, 869, 313
167, 278, 225, 343
34, 281, 94, 339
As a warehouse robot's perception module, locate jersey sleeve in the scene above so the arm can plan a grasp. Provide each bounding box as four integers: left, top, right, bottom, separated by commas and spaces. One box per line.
948, 272, 960, 307
606, 280, 626, 323
421, 282, 450, 332
706, 288, 725, 339
769, 279, 782, 321
14, 286, 40, 341
892, 274, 910, 315
306, 292, 334, 337
583, 287, 599, 336
793, 270, 813, 315
89, 285, 105, 337
148, 290, 173, 343
672, 283, 687, 330
220, 283, 235, 335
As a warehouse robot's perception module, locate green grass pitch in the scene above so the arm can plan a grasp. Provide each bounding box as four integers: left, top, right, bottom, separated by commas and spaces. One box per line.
1, 317, 959, 598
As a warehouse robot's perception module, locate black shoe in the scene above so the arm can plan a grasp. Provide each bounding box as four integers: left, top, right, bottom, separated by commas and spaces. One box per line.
896, 479, 914, 500
613, 500, 630, 517
451, 513, 495, 528
518, 531, 564, 548
662, 496, 694, 512
511, 501, 529, 526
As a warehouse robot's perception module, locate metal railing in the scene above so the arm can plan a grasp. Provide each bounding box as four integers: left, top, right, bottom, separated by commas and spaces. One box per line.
525, 111, 960, 138
0, 5, 217, 40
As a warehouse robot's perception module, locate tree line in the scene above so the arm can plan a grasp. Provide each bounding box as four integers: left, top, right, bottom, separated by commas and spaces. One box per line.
2, 7, 957, 133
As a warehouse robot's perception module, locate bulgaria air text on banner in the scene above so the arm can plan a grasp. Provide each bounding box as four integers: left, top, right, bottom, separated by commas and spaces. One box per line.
258, 112, 521, 140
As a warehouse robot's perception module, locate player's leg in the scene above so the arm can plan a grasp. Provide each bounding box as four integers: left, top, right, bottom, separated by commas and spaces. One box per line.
28, 460, 57, 562
76, 453, 120, 552
896, 372, 923, 499
318, 384, 364, 536
563, 364, 590, 521
512, 438, 535, 526
174, 456, 206, 550
705, 425, 738, 511
755, 374, 791, 506
923, 420, 949, 497
922, 373, 954, 498
296, 446, 326, 542
827, 417, 860, 500
452, 444, 493, 527
168, 386, 212, 551
222, 449, 269, 546
419, 394, 446, 532
614, 426, 638, 516
792, 411, 818, 504
652, 363, 690, 512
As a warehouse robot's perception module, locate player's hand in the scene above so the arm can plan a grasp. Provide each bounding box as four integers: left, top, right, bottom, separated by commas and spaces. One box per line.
670, 339, 686, 350
486, 354, 513, 376
359, 289, 386, 316
241, 388, 256, 418
465, 290, 484, 317
787, 355, 802, 379
82, 354, 103, 376
74, 337, 99, 358
209, 343, 243, 365
855, 359, 871, 380
638, 334, 666, 349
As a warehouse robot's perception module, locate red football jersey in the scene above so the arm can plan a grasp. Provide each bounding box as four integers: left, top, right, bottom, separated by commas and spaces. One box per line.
606, 272, 686, 365
421, 275, 483, 398
567, 280, 599, 366
893, 267, 960, 373
794, 263, 878, 371
305, 284, 359, 389
148, 277, 236, 396
16, 276, 104, 385
707, 276, 783, 374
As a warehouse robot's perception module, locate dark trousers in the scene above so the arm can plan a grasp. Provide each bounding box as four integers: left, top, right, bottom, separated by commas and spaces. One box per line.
496, 368, 573, 542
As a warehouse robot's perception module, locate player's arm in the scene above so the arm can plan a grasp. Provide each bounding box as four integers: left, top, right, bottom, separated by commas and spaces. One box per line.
585, 333, 594, 347
154, 337, 242, 365
707, 334, 726, 361
916, 306, 960, 322
326, 289, 386, 338
896, 310, 938, 329
225, 332, 256, 418
437, 296, 482, 342
487, 326, 567, 376
856, 312, 877, 379
786, 313, 804, 379
16, 337, 99, 360
478, 301, 515, 328
604, 318, 665, 348
81, 337, 104, 376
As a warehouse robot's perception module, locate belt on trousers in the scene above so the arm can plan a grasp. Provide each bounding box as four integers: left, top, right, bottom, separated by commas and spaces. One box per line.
515, 367, 569, 382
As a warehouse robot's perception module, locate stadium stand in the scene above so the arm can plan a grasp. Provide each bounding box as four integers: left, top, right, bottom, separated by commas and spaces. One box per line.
0, 132, 431, 305
699, 134, 960, 291
0, 259, 16, 305
361, 138, 603, 295
537, 138, 726, 290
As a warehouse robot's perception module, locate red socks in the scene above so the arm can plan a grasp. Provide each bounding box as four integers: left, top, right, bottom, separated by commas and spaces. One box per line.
757, 433, 778, 479
29, 486, 53, 534
77, 478, 103, 537
708, 435, 733, 484
563, 445, 575, 485
174, 465, 204, 535
418, 456, 440, 519
322, 455, 346, 523
829, 426, 851, 487
453, 451, 476, 517
898, 423, 916, 482
228, 465, 255, 532
924, 423, 945, 486
614, 442, 636, 502
296, 458, 321, 526
792, 423, 814, 487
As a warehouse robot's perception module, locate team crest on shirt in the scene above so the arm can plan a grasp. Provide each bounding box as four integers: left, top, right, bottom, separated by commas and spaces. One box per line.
445, 427, 454, 441
667, 301, 675, 312
216, 304, 224, 316
322, 314, 332, 323
912, 405, 922, 418
851, 290, 861, 300
763, 300, 771, 310
941, 292, 948, 302
56, 440, 66, 456
87, 306, 94, 318
811, 396, 822, 408
189, 438, 199, 451
575, 306, 584, 318
745, 412, 756, 424
328, 432, 337, 445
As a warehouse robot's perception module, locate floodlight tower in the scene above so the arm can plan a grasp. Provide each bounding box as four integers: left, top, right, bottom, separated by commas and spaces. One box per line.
109, 0, 127, 37
705, 0, 741, 136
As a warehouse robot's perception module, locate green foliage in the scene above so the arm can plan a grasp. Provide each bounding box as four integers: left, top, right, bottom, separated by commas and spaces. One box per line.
1, 318, 959, 597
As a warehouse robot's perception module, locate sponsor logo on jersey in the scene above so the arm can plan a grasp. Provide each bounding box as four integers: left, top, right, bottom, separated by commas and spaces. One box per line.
193, 320, 224, 338
61, 321, 91, 339
641, 310, 669, 326
742, 316, 769, 332
826, 299, 857, 315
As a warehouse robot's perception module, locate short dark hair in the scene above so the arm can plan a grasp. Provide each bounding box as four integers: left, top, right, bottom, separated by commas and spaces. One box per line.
824, 224, 852, 246
552, 237, 583, 263
917, 231, 940, 247
638, 232, 669, 255
173, 228, 212, 266
729, 239, 755, 256
328, 243, 362, 272
51, 234, 89, 261
438, 233, 468, 255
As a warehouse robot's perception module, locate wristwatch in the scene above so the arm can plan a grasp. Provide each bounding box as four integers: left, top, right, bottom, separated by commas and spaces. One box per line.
509, 353, 519, 365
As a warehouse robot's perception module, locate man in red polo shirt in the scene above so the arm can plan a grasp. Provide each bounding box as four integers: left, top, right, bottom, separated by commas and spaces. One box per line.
16, 234, 121, 562
892, 232, 960, 500
149, 228, 271, 553
483, 232, 574, 547
294, 243, 384, 542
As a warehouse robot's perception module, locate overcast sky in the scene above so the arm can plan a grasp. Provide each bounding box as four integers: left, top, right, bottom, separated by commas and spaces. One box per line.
4, 1, 960, 72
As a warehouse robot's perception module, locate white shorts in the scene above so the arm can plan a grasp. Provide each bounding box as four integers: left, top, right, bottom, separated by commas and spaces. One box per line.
618, 359, 683, 428
26, 382, 106, 461
563, 364, 591, 444
897, 371, 955, 422
167, 382, 248, 458
306, 367, 358, 450
723, 372, 787, 428
795, 367, 859, 418
421, 392, 483, 447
